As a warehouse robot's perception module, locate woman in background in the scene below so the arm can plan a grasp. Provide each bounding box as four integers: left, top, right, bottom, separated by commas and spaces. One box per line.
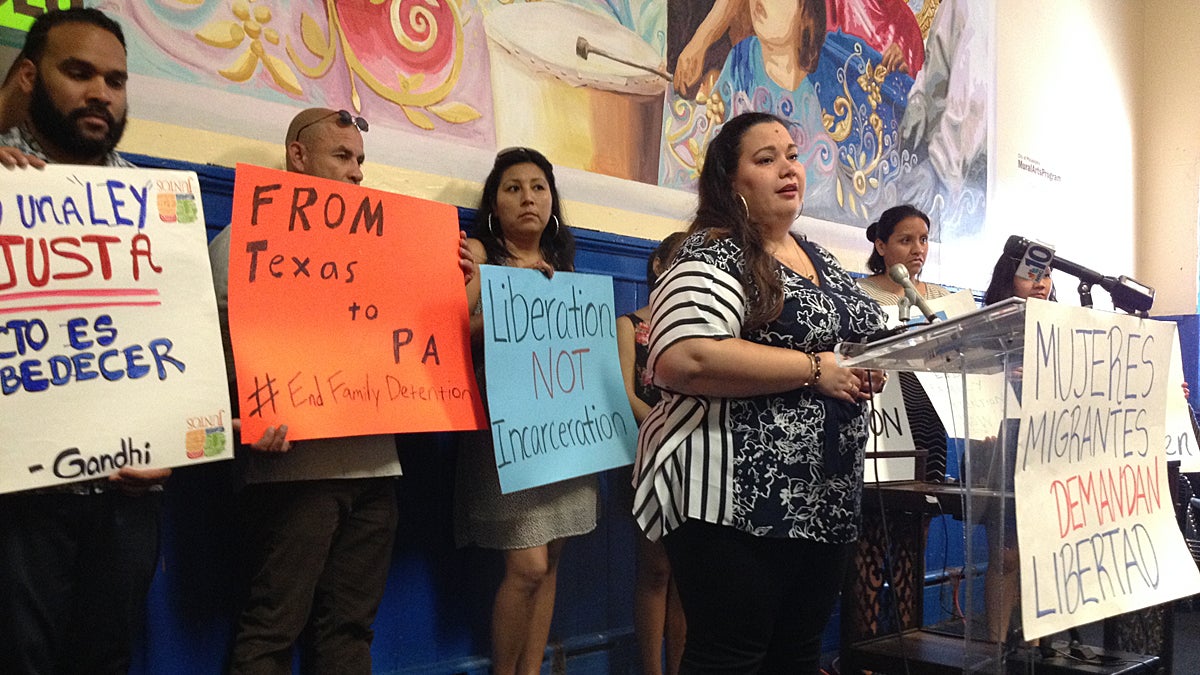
857, 204, 951, 306
977, 248, 1054, 643
457, 147, 598, 675
617, 232, 688, 675
856, 203, 953, 481
633, 112, 886, 672
984, 251, 1055, 304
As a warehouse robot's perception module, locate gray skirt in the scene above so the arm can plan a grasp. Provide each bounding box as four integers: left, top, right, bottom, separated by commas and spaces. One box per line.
454, 429, 599, 550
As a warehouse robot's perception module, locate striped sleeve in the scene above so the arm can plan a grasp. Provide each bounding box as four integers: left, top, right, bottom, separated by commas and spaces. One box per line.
632, 258, 744, 541
645, 259, 745, 379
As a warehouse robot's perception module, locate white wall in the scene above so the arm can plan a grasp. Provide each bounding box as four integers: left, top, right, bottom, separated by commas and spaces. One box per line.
938, 0, 1141, 307
1137, 0, 1200, 315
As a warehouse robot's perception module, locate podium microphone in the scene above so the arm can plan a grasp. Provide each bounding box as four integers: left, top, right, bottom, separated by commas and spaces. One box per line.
1003, 235, 1155, 313
889, 264, 938, 323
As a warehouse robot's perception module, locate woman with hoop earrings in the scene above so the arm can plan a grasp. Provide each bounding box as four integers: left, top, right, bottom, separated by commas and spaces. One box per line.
632, 112, 887, 672
456, 146, 598, 675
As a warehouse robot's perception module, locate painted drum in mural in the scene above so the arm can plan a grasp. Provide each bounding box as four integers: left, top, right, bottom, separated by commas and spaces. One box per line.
484, 1, 665, 184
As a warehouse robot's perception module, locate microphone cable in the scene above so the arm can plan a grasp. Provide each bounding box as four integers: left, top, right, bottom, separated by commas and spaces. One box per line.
862, 369, 914, 675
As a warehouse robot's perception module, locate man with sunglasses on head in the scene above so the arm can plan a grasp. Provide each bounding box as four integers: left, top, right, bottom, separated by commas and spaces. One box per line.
209, 107, 400, 674
0, 8, 174, 674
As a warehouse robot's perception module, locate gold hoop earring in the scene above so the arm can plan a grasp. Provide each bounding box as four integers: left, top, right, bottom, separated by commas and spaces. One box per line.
548, 215, 560, 237
736, 193, 750, 220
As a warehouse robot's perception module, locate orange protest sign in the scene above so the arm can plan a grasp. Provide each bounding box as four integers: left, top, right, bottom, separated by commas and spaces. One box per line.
227, 164, 486, 441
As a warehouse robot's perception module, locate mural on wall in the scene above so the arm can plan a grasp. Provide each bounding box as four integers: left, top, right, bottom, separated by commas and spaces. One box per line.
482, 0, 667, 183
660, 0, 988, 239
4, 1, 983, 238
101, 0, 495, 145
80, 0, 667, 177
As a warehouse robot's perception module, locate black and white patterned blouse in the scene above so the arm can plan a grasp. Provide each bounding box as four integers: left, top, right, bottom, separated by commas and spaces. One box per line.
632, 232, 886, 543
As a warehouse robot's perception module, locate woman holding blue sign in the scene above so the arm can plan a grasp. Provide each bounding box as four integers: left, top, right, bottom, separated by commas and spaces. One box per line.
456, 146, 598, 675
632, 112, 887, 673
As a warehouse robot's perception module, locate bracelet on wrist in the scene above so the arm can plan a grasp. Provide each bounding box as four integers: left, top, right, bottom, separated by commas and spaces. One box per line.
810, 352, 822, 385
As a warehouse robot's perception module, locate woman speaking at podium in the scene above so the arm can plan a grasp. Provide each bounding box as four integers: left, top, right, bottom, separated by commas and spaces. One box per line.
631, 112, 886, 673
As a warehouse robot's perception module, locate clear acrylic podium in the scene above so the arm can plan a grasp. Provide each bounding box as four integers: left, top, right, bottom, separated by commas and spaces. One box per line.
840, 297, 1032, 674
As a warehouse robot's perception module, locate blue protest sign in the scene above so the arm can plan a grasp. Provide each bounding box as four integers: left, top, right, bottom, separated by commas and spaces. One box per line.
479, 265, 636, 493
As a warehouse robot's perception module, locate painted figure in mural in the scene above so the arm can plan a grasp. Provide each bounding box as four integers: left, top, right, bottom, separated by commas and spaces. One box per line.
457, 147, 599, 675
0, 9, 174, 674
661, 0, 988, 237
616, 232, 689, 675
856, 204, 951, 304
209, 108, 402, 675
633, 112, 886, 672
670, 0, 923, 102
661, 0, 923, 214
896, 0, 988, 239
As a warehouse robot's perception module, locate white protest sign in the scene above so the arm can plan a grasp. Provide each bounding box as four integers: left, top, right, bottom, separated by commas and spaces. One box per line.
1164, 329, 1200, 472
863, 376, 915, 482
914, 370, 1017, 440
0, 165, 232, 493
1016, 300, 1200, 639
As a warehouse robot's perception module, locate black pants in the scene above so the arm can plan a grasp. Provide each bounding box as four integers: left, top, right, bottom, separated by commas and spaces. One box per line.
0, 490, 162, 675
229, 478, 398, 675
663, 520, 851, 675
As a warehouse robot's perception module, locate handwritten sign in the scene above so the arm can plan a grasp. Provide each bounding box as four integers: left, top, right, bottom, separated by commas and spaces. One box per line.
863, 376, 916, 482
0, 165, 231, 493
479, 266, 636, 493
1016, 300, 1200, 639
877, 291, 1018, 443
227, 164, 486, 440
1164, 329, 1200, 472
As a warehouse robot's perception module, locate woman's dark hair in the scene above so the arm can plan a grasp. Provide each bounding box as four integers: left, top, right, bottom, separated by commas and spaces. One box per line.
798, 0, 828, 73
692, 111, 790, 330
647, 231, 688, 288
984, 251, 1056, 305
865, 204, 929, 274
471, 147, 575, 271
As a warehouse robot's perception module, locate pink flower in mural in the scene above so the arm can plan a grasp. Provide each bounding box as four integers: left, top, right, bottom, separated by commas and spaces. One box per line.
336, 0, 455, 74
287, 0, 480, 130
195, 0, 303, 95
109, 0, 486, 135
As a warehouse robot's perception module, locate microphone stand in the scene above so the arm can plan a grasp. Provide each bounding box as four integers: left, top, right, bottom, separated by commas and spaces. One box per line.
897, 294, 913, 323
1077, 280, 1094, 308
